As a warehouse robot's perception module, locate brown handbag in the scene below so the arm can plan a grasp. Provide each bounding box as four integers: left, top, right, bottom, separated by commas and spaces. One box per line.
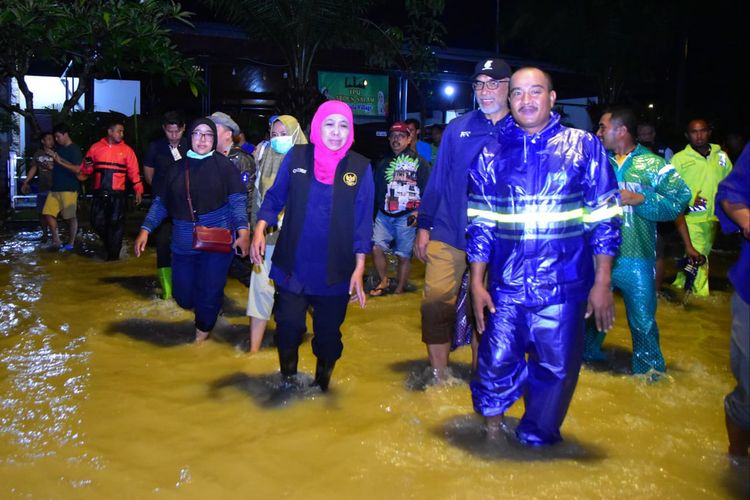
185, 161, 233, 253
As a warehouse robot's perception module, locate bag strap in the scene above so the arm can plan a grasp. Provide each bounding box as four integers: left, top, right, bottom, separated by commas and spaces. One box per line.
184, 159, 196, 223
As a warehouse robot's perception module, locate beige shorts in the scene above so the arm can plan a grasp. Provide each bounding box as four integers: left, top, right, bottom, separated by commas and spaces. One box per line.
420, 240, 466, 344
247, 244, 276, 320
42, 191, 78, 219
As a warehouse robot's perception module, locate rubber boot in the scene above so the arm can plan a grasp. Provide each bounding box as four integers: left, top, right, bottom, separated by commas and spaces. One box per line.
278, 348, 299, 379
157, 267, 172, 300
313, 358, 336, 392
583, 328, 608, 362
726, 412, 750, 457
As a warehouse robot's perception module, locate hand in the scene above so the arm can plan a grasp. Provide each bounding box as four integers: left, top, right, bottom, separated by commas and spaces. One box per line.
585, 282, 614, 332
134, 229, 149, 257
619, 189, 645, 206
134, 192, 143, 205
349, 267, 366, 308
250, 229, 266, 265
693, 192, 707, 209
234, 230, 250, 258
414, 228, 430, 262
470, 282, 495, 335
685, 245, 703, 264
20, 183, 30, 194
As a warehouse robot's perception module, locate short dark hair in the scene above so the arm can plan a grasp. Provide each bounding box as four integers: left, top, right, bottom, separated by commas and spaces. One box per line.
38, 131, 53, 141
405, 118, 421, 130
686, 118, 711, 131
106, 116, 125, 130
52, 123, 70, 135
162, 110, 184, 128
605, 106, 638, 138
513, 66, 554, 91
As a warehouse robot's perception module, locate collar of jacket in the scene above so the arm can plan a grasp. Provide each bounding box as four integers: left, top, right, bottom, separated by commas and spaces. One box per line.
507, 111, 561, 142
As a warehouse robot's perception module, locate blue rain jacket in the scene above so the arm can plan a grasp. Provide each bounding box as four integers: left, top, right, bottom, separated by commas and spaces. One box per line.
467, 112, 622, 307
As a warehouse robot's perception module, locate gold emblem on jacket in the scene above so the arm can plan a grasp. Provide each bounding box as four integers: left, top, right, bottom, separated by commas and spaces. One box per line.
343, 172, 358, 186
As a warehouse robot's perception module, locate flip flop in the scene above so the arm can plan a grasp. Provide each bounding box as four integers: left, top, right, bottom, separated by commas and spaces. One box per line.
369, 279, 391, 297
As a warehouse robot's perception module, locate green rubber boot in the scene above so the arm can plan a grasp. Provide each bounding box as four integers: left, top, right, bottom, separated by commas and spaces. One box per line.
157, 267, 173, 300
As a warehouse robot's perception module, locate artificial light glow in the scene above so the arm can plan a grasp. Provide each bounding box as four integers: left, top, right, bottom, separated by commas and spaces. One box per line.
648, 103, 654, 109
443, 84, 455, 97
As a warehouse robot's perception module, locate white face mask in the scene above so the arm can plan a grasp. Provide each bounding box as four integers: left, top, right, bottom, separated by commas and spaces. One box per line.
269, 126, 298, 155
270, 135, 294, 154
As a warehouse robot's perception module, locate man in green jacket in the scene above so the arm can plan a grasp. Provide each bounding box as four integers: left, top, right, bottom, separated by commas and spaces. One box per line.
585, 107, 691, 375
671, 119, 733, 297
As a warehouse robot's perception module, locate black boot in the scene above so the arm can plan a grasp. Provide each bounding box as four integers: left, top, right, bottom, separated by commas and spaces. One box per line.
313, 358, 336, 392
278, 348, 299, 379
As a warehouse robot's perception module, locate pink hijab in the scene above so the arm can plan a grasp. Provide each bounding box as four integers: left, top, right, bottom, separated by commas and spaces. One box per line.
309, 100, 354, 184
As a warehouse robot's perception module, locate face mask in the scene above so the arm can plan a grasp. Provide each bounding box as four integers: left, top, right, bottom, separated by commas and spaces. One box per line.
270, 135, 294, 155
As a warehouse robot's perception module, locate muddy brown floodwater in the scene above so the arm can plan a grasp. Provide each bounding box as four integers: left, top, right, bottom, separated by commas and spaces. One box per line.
0, 227, 747, 498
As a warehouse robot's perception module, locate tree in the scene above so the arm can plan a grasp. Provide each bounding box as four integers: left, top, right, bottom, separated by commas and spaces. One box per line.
208, 0, 374, 126
0, 0, 201, 136
363, 0, 446, 123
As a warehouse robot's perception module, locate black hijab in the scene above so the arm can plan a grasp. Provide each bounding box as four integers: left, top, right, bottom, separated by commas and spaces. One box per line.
159, 117, 245, 220
187, 118, 218, 155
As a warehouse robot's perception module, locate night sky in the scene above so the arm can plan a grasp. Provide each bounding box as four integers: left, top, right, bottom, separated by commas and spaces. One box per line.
440, 0, 748, 138
185, 0, 748, 139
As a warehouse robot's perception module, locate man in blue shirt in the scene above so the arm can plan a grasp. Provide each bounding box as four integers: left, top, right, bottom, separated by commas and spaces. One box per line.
716, 141, 750, 459
415, 58, 512, 381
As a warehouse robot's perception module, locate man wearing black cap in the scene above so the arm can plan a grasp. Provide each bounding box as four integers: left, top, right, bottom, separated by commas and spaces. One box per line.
414, 58, 512, 382
370, 122, 430, 297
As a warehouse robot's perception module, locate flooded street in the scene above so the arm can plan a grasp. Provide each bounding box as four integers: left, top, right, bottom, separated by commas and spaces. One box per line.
0, 225, 747, 498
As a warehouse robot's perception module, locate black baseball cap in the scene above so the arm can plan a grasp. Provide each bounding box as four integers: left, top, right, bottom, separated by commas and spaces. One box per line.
471, 58, 511, 80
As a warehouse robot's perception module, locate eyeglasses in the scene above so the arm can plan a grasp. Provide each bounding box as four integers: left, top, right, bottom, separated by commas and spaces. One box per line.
472, 79, 509, 91
191, 131, 215, 140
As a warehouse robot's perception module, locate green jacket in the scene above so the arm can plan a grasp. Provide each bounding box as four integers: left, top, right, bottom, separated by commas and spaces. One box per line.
671, 144, 732, 223
612, 144, 692, 259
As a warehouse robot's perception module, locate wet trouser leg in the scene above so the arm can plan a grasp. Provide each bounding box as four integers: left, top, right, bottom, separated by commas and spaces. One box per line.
90, 192, 126, 260
106, 192, 126, 260
274, 290, 349, 363
584, 257, 665, 373
615, 257, 665, 373
274, 289, 309, 355
725, 293, 750, 432
309, 294, 349, 362
154, 218, 172, 268
673, 220, 716, 296
171, 251, 232, 332
472, 299, 586, 445
90, 194, 108, 246
420, 241, 466, 345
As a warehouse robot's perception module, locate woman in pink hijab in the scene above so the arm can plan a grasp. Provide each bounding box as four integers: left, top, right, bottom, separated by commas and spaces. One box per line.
250, 100, 374, 392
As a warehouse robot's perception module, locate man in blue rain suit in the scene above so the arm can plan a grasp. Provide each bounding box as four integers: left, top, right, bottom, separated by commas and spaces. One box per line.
468, 67, 622, 446
584, 107, 692, 375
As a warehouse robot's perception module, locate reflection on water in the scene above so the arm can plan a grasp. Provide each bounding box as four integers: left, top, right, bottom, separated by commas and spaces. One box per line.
0, 228, 747, 498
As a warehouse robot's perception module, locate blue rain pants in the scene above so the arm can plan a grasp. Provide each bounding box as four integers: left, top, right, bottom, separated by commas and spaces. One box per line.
471, 299, 587, 446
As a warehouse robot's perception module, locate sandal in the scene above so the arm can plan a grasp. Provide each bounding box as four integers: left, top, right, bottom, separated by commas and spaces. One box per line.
369, 279, 391, 297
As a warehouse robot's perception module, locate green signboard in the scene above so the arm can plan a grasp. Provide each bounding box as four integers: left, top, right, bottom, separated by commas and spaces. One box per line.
318, 71, 388, 117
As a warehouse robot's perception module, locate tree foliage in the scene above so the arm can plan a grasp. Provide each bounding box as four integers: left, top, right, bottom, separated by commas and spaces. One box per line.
0, 0, 201, 135
207, 0, 376, 126
364, 0, 446, 121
